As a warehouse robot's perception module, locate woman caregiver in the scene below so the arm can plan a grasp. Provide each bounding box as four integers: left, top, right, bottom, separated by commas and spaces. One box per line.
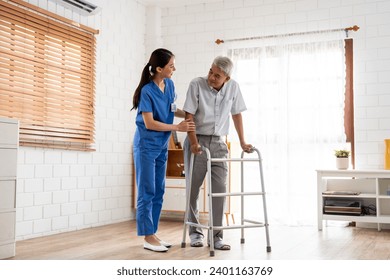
132, 48, 195, 252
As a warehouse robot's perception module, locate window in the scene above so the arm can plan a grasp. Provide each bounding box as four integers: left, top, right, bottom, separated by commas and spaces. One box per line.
0, 0, 98, 151
228, 37, 352, 225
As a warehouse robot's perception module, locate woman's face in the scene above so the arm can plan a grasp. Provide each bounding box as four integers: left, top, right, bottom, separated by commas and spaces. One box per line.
159, 56, 176, 78
207, 65, 229, 90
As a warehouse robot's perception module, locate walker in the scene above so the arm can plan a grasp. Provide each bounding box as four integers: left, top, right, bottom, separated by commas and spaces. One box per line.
181, 146, 271, 257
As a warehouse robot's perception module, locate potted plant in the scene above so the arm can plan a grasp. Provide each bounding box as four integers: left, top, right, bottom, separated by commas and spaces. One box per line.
334, 149, 350, 170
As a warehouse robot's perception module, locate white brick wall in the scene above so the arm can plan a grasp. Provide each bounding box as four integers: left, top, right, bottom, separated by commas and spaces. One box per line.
15, 0, 145, 240
159, 0, 390, 169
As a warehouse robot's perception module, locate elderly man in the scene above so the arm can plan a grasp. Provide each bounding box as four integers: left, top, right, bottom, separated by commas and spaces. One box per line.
183, 56, 253, 250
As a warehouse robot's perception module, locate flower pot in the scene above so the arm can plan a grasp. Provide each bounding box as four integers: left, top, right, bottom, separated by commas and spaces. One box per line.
336, 157, 349, 170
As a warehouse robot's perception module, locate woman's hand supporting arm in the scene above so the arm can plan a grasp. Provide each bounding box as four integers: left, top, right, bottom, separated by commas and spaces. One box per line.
142, 112, 195, 132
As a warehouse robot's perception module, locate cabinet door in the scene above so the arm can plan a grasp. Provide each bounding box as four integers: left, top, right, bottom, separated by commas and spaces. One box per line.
0, 180, 16, 210
0, 149, 17, 178
166, 178, 186, 188
162, 187, 186, 211
0, 212, 16, 243
162, 185, 205, 213
163, 178, 186, 211
378, 178, 390, 196
0, 121, 18, 147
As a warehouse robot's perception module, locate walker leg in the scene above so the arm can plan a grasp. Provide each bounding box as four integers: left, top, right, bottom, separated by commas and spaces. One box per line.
181, 218, 188, 248
204, 148, 215, 257
240, 158, 245, 244
181, 153, 194, 249
264, 223, 271, 252
241, 148, 272, 254
181, 195, 189, 248
257, 152, 272, 253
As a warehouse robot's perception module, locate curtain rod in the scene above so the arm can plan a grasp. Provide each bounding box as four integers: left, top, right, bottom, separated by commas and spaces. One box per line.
215, 25, 359, 45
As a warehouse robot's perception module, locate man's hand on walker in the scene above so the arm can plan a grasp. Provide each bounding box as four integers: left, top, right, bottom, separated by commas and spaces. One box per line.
191, 144, 202, 154
241, 143, 254, 153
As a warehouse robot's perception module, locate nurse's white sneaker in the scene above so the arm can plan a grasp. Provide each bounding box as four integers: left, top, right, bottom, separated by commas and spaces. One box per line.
144, 241, 168, 252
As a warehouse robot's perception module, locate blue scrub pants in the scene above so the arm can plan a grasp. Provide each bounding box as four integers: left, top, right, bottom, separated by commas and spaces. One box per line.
134, 146, 167, 236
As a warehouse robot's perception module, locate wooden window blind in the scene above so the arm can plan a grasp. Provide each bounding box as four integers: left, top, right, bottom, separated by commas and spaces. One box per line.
0, 0, 97, 151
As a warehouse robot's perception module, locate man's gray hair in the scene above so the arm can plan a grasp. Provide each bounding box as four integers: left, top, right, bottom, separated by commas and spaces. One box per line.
212, 56, 233, 77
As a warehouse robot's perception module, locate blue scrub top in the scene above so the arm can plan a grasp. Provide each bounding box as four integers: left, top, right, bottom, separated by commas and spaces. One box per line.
134, 78, 175, 150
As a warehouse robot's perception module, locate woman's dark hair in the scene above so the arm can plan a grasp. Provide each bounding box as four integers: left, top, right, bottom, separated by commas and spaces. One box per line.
131, 48, 174, 110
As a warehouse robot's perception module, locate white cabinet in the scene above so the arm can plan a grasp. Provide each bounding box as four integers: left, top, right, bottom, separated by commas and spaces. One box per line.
0, 117, 18, 259
162, 178, 205, 213
162, 178, 186, 212
317, 169, 390, 231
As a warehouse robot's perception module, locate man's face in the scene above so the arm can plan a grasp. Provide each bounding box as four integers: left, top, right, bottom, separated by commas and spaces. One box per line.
207, 65, 230, 90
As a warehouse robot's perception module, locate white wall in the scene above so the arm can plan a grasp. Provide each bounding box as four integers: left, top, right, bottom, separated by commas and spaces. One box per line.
15, 0, 146, 240
159, 0, 390, 169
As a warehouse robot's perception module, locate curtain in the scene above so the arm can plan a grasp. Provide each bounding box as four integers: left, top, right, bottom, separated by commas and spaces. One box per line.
226, 33, 347, 225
